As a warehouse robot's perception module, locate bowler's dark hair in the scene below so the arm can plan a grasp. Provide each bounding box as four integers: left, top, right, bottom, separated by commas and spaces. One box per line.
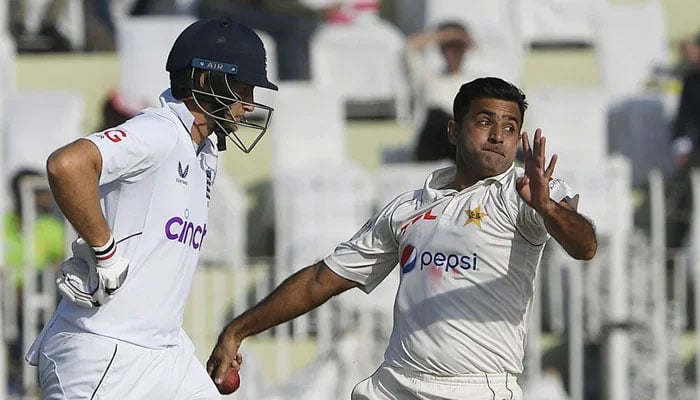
453, 77, 528, 125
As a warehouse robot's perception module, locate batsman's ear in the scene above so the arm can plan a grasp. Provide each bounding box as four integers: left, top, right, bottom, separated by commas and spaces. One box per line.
197, 70, 210, 90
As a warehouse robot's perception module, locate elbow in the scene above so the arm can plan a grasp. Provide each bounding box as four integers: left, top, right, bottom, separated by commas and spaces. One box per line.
46, 145, 91, 182
46, 150, 69, 180
572, 241, 597, 261
46, 148, 73, 180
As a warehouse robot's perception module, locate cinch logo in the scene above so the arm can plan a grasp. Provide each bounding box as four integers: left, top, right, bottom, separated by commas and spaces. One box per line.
400, 244, 479, 274
164, 213, 207, 249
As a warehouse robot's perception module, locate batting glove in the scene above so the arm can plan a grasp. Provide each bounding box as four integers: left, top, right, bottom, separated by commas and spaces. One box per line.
92, 235, 129, 295
56, 238, 100, 308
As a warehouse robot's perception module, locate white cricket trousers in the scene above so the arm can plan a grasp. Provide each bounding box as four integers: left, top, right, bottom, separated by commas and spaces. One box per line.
351, 364, 522, 400
32, 317, 220, 400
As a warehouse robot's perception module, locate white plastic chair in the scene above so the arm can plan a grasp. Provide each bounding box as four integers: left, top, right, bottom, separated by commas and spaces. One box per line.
0, 33, 16, 209
594, 0, 669, 101
519, 0, 604, 46
116, 15, 197, 109
199, 170, 247, 269
310, 18, 410, 120
273, 162, 374, 276
372, 161, 452, 210
268, 81, 347, 172
4, 90, 85, 178
270, 82, 352, 273
525, 85, 609, 169
424, 0, 526, 84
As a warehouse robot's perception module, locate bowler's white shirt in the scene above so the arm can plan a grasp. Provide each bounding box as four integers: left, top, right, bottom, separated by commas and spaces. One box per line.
54, 90, 218, 348
325, 165, 577, 375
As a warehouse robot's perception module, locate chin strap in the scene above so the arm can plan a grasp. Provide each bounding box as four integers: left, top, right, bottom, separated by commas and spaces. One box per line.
216, 131, 227, 151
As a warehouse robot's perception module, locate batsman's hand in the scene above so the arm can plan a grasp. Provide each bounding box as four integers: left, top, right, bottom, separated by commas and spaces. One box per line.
96, 255, 129, 295
56, 257, 99, 308
56, 238, 100, 308
207, 326, 244, 385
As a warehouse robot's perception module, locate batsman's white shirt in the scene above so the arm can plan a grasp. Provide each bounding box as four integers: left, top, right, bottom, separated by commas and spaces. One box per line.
325, 164, 577, 376
50, 90, 218, 348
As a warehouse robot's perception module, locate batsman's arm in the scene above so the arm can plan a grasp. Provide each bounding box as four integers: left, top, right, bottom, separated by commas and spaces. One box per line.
46, 139, 112, 247
208, 260, 358, 383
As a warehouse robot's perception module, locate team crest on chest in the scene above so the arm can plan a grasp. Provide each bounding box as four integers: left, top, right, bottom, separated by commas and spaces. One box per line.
464, 206, 488, 228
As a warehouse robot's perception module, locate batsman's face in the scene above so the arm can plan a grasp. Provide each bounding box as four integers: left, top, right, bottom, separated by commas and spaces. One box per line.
448, 98, 522, 177
212, 81, 255, 133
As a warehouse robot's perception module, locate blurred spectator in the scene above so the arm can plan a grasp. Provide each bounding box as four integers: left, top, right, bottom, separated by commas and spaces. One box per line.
3, 168, 65, 394
9, 0, 72, 52
3, 169, 65, 286
196, 0, 342, 81
97, 88, 141, 131
666, 32, 700, 250
405, 20, 475, 162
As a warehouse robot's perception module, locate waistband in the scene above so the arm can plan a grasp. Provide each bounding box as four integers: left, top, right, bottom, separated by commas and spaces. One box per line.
387, 364, 518, 386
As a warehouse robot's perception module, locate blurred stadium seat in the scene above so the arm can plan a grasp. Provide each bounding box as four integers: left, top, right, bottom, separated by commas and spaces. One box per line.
3, 90, 84, 178
310, 17, 410, 120
116, 15, 197, 109
525, 85, 609, 168
595, 0, 669, 101
199, 168, 247, 269
371, 160, 452, 210
520, 0, 603, 47
268, 82, 347, 172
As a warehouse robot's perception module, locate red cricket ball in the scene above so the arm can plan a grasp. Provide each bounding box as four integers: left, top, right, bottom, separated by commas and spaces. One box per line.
216, 369, 241, 395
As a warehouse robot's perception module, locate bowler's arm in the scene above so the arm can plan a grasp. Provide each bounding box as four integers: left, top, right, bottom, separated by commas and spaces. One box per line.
208, 261, 358, 382
230, 261, 357, 338
539, 200, 597, 260
46, 139, 112, 247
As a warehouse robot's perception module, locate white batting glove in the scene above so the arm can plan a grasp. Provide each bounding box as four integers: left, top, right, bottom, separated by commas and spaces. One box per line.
92, 236, 129, 295
56, 238, 100, 308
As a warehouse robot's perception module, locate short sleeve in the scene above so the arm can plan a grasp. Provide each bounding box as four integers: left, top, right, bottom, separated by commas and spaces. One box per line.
324, 197, 406, 294
84, 116, 177, 185
517, 177, 579, 244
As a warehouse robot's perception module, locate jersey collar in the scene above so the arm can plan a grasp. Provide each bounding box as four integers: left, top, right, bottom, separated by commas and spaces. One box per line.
421, 163, 516, 204
159, 89, 195, 135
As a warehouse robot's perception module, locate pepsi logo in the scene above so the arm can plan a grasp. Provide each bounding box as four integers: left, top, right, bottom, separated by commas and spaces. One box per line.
400, 245, 418, 274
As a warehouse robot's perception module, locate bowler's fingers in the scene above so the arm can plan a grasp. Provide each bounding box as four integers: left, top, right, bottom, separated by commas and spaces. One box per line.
214, 359, 232, 384
521, 131, 531, 156
545, 154, 558, 179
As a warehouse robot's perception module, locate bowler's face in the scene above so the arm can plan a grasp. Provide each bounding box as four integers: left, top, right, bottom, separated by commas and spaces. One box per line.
448, 98, 522, 177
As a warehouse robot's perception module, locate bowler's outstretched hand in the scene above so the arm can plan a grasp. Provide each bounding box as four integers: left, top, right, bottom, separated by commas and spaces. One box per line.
516, 129, 558, 212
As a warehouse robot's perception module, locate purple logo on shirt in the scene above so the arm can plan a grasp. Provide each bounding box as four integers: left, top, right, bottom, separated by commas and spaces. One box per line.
165, 215, 207, 249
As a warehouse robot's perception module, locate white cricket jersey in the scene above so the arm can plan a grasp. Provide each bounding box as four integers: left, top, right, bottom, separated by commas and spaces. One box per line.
325, 164, 577, 375
54, 90, 218, 348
